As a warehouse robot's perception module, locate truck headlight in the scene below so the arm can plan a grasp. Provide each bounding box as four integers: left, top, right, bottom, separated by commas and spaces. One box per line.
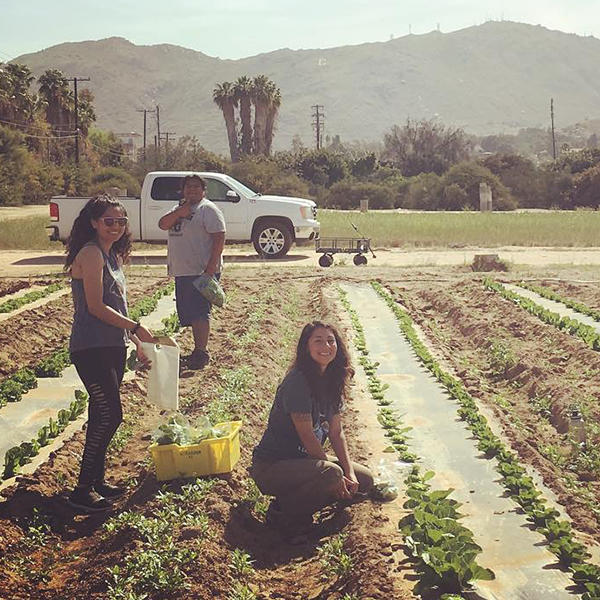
300, 206, 310, 219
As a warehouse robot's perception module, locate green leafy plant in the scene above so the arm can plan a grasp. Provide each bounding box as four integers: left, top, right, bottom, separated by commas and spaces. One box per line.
400, 467, 494, 594
317, 534, 353, 579
0, 282, 63, 313
230, 548, 255, 579
485, 279, 600, 353
518, 281, 600, 323
227, 582, 257, 600
1, 390, 87, 480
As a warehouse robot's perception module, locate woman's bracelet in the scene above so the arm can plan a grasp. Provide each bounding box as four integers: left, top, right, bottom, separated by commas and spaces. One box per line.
131, 321, 141, 336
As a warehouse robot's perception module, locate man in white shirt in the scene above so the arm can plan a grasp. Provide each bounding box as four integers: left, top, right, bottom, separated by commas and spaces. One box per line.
158, 175, 226, 369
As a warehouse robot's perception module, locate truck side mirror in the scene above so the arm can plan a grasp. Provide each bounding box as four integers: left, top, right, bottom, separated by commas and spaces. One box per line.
226, 190, 240, 203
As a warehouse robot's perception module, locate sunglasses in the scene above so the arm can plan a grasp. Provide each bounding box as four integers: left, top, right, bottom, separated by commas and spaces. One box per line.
100, 217, 128, 227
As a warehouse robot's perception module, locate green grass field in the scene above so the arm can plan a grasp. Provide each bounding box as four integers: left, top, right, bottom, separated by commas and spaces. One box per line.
1, 210, 600, 250
318, 210, 600, 248
0, 216, 62, 250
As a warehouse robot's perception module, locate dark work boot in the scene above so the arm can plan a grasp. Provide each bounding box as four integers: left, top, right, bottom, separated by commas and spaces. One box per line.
188, 349, 210, 370
67, 486, 111, 513
94, 481, 126, 499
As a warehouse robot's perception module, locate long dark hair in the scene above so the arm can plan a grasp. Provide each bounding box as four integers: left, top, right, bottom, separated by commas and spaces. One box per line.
64, 194, 132, 269
291, 321, 354, 413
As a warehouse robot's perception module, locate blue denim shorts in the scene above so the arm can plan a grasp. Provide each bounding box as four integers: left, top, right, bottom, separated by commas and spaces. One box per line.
175, 274, 221, 326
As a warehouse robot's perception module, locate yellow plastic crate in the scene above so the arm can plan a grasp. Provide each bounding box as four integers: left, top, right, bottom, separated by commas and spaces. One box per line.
149, 421, 241, 481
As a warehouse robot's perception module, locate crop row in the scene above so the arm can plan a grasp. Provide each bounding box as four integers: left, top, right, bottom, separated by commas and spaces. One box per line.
2, 390, 88, 480
518, 281, 600, 322
338, 287, 492, 598
373, 282, 600, 599
0, 282, 176, 408
484, 278, 600, 352
0, 282, 64, 314
100, 287, 276, 598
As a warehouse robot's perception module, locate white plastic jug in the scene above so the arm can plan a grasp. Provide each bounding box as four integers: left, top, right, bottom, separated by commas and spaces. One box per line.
141, 336, 180, 411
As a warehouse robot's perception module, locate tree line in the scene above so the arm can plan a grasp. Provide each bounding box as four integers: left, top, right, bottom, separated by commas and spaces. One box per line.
2, 62, 600, 211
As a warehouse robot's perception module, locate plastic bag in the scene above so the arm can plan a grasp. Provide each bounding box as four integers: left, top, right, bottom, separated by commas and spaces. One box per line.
370, 480, 398, 502
141, 336, 180, 411
192, 274, 225, 307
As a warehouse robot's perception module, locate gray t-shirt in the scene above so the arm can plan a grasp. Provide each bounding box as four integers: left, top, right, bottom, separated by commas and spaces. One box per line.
253, 368, 338, 461
166, 199, 226, 276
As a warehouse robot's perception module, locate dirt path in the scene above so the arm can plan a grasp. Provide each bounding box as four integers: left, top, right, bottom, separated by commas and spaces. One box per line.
5, 246, 600, 278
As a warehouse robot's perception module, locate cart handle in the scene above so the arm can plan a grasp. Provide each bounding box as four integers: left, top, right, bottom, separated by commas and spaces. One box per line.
351, 222, 376, 258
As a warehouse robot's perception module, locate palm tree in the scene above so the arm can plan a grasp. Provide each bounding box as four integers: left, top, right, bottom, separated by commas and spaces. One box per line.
251, 75, 271, 156
264, 86, 281, 156
234, 76, 253, 156
0, 65, 16, 123
0, 63, 37, 125
77, 88, 96, 136
38, 69, 73, 133
213, 81, 239, 162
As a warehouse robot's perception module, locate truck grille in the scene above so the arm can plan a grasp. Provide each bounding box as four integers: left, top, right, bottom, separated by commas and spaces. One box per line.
312, 206, 317, 219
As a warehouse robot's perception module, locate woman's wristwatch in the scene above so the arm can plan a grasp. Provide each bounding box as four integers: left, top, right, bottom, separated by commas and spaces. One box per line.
131, 321, 141, 336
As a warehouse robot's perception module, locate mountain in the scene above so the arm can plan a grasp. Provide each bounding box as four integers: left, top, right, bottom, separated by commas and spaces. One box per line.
14, 21, 600, 155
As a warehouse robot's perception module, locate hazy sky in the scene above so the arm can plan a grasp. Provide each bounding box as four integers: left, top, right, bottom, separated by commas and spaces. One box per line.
1, 0, 598, 62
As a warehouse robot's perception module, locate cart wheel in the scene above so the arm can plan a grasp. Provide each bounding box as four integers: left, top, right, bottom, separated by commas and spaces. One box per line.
319, 254, 334, 268
353, 254, 367, 266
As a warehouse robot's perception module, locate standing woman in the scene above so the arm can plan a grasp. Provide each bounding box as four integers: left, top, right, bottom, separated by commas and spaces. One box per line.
65, 195, 155, 512
250, 321, 374, 541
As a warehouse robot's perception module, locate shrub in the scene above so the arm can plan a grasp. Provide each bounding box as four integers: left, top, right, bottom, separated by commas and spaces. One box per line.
571, 164, 600, 209
230, 157, 309, 197
325, 180, 395, 209
403, 172, 444, 210
441, 162, 517, 211
89, 167, 141, 197
296, 149, 349, 187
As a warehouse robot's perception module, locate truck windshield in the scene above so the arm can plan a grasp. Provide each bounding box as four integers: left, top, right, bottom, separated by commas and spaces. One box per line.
224, 175, 259, 198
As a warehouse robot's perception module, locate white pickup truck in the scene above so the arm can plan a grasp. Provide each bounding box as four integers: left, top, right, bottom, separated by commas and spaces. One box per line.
48, 171, 320, 258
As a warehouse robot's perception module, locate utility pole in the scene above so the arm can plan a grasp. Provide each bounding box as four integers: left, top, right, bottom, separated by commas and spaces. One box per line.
156, 105, 161, 148
136, 108, 156, 160
67, 76, 90, 164
550, 98, 557, 161
159, 132, 176, 166
311, 104, 325, 150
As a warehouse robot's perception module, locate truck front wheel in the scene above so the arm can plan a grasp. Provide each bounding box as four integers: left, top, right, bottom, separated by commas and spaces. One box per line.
252, 220, 293, 258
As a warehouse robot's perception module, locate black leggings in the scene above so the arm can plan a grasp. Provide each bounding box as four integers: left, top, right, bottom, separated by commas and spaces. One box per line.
71, 346, 126, 487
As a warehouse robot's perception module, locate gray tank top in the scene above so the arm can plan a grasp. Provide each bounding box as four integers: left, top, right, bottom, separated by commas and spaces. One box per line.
69, 242, 129, 352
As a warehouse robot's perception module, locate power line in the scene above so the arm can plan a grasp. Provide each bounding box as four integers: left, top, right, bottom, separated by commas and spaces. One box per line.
0, 116, 76, 134
85, 139, 130, 157
18, 131, 77, 140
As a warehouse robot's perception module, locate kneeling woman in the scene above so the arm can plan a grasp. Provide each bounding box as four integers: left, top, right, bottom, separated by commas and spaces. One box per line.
250, 321, 373, 539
